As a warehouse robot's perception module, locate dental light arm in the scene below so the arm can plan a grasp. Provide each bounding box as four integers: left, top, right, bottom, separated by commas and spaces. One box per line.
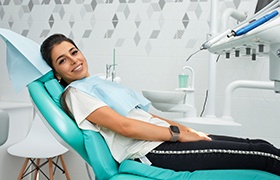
205, 0, 280, 93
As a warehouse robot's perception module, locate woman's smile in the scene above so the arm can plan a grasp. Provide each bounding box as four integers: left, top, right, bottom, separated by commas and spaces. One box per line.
72, 64, 83, 72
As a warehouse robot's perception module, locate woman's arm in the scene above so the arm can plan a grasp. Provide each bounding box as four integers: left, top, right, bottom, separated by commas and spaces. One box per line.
86, 106, 171, 141
86, 106, 211, 142
151, 114, 211, 141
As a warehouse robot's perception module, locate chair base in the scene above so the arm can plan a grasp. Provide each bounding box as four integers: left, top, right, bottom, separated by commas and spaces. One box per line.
18, 155, 70, 180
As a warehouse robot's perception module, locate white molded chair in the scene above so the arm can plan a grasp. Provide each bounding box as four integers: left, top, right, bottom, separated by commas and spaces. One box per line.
0, 109, 9, 146
7, 113, 70, 180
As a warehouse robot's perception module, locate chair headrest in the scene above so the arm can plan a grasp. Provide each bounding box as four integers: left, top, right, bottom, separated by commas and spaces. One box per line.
37, 70, 55, 83
44, 79, 64, 107
36, 70, 64, 107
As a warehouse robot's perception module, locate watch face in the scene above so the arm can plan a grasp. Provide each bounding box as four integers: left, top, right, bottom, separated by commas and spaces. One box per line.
170, 125, 180, 133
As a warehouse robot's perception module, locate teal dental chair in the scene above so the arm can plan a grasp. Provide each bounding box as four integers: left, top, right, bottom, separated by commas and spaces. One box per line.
27, 71, 280, 180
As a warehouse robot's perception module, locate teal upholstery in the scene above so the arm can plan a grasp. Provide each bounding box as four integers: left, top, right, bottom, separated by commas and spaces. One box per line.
83, 130, 119, 179
119, 160, 280, 180
27, 71, 280, 180
28, 71, 90, 164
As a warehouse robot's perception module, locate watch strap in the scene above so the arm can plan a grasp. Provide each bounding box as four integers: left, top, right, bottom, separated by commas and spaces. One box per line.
169, 125, 180, 142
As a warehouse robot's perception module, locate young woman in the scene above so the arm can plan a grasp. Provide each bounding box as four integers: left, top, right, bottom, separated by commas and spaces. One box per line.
40, 34, 280, 176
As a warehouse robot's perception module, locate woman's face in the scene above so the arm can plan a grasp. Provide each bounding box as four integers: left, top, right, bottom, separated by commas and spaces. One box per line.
51, 41, 90, 84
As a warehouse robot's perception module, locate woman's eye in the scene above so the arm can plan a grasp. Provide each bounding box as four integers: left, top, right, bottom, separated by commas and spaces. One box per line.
72, 50, 78, 55
58, 58, 66, 65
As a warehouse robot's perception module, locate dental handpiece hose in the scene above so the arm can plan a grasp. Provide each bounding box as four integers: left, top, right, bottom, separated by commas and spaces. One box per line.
186, 29, 231, 61
227, 10, 279, 37
200, 29, 231, 50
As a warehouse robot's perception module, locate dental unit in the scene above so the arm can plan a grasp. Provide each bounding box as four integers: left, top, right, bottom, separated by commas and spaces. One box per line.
207, 0, 280, 93
144, 1, 280, 136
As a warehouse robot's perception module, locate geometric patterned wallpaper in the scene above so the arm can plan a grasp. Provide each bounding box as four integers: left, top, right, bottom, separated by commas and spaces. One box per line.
0, 0, 253, 107
0, 0, 255, 104
0, 0, 247, 55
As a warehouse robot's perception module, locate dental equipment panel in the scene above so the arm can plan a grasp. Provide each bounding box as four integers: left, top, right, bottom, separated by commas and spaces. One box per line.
203, 0, 280, 93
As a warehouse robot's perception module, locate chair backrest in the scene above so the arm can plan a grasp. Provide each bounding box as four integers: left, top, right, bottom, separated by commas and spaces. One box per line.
0, 109, 9, 146
27, 71, 119, 180
7, 113, 68, 158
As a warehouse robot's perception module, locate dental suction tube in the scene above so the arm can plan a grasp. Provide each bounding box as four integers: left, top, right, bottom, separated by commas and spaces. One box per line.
227, 10, 279, 37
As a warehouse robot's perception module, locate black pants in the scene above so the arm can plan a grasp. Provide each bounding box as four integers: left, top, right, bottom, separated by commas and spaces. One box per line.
145, 135, 280, 176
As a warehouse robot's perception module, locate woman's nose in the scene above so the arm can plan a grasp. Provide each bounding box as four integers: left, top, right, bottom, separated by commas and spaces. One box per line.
70, 58, 77, 65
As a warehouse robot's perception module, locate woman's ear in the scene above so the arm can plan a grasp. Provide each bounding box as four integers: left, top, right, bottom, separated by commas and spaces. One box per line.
55, 72, 62, 82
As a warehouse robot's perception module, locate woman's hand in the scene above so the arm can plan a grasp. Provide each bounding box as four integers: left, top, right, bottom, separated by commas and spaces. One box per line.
178, 128, 212, 142
151, 114, 212, 142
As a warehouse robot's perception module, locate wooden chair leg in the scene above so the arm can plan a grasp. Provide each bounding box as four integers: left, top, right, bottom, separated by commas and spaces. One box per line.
18, 158, 29, 180
33, 158, 40, 180
59, 155, 71, 180
48, 158, 54, 180
17, 157, 70, 180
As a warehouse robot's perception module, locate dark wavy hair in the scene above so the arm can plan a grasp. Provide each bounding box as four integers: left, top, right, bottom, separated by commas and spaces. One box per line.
41, 34, 78, 117
40, 34, 78, 87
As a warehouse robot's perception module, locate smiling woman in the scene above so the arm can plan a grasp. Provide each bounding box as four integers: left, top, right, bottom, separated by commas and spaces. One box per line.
39, 34, 280, 176
40, 34, 90, 87
50, 41, 90, 84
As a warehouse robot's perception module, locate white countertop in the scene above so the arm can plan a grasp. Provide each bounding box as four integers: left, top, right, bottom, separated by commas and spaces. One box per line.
0, 101, 32, 109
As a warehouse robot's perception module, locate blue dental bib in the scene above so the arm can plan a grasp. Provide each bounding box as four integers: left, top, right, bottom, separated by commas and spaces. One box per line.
67, 76, 151, 116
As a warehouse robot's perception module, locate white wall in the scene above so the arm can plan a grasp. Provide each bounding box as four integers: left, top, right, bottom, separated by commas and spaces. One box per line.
1, 0, 279, 179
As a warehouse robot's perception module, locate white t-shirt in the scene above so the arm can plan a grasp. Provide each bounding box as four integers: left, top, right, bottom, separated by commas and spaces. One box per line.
65, 87, 169, 162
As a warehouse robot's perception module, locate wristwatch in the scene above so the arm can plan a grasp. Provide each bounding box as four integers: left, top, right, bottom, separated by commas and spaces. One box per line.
169, 125, 180, 142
